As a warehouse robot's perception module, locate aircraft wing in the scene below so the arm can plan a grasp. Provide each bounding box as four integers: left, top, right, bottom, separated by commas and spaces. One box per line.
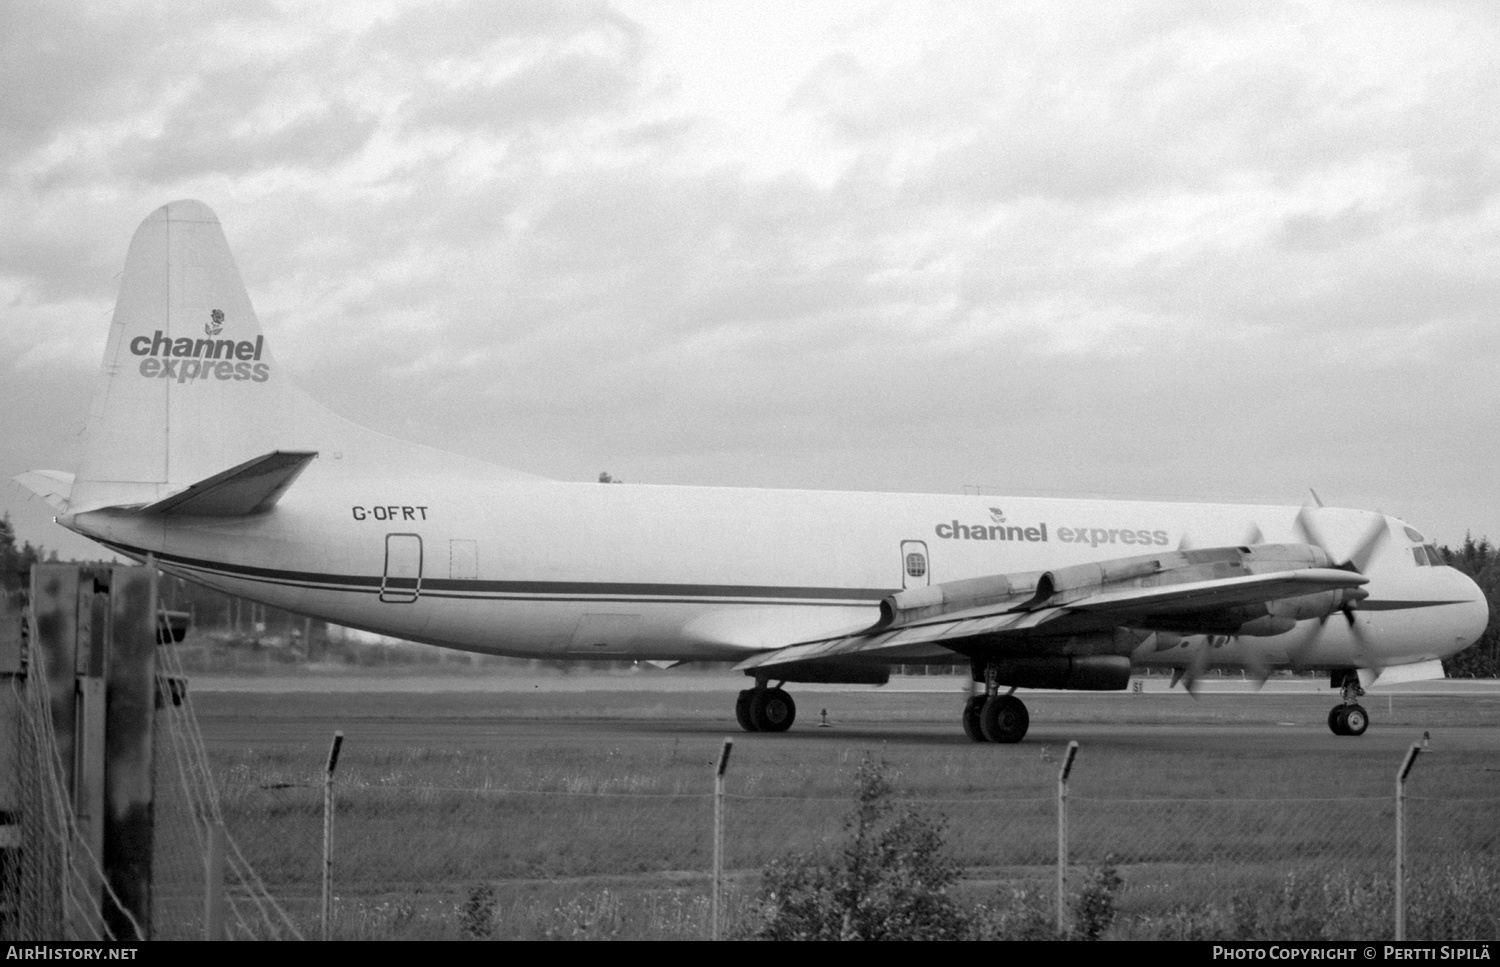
1065, 569, 1366, 615
734, 552, 1368, 676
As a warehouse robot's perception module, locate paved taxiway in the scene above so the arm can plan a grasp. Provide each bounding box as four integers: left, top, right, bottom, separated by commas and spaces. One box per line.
185, 672, 1500, 761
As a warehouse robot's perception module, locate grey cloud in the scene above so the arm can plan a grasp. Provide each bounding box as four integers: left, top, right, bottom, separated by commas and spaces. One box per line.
370, 0, 646, 134
0, 3, 164, 163
0, 2, 282, 167
118, 101, 380, 185
0, 221, 120, 303
1276, 207, 1388, 252
365, 0, 639, 64
403, 50, 643, 132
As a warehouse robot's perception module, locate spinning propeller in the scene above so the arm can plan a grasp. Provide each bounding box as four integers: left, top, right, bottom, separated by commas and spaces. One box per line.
1171, 522, 1270, 695
1290, 505, 1390, 672
1170, 513, 1387, 693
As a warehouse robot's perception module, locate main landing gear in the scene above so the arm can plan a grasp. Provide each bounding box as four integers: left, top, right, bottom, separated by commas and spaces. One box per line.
963, 665, 1030, 743
736, 683, 796, 732
1328, 674, 1369, 737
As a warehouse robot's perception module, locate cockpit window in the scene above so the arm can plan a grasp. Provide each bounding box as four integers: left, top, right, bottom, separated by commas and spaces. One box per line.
1423, 544, 1444, 567
1403, 526, 1425, 543
1412, 547, 1428, 567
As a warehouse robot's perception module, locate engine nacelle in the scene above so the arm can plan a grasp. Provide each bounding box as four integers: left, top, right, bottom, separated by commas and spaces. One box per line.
745, 661, 891, 686
1266, 587, 1368, 621
880, 571, 1040, 626
1227, 586, 1369, 634
986, 655, 1131, 691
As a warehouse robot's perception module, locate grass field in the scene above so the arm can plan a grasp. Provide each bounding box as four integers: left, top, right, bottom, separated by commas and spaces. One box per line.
160, 676, 1500, 940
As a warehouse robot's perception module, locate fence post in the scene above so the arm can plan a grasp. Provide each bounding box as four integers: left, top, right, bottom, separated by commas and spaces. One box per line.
321, 731, 343, 941
1395, 742, 1422, 941
1056, 741, 1079, 937
712, 738, 733, 941
204, 821, 226, 940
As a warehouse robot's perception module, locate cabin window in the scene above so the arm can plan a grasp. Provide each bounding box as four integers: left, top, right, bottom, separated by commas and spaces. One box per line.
900, 540, 930, 588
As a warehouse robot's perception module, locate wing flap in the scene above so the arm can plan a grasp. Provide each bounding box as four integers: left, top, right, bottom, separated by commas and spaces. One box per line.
140, 450, 318, 517
734, 610, 1037, 672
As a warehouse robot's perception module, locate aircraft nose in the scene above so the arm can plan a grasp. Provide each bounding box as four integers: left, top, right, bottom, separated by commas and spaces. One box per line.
1451, 570, 1492, 652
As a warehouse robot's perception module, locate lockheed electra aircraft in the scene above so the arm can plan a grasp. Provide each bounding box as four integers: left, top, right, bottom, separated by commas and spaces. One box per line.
16, 201, 1489, 742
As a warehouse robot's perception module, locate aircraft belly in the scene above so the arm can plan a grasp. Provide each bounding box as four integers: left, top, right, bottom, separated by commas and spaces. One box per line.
412, 598, 851, 661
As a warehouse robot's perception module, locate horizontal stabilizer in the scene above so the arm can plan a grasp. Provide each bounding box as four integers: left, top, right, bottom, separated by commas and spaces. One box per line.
14, 470, 76, 511
140, 450, 318, 517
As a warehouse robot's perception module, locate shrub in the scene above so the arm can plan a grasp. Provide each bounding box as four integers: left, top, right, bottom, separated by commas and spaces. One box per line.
1070, 859, 1123, 940
754, 756, 967, 941
969, 883, 1058, 941
460, 882, 497, 939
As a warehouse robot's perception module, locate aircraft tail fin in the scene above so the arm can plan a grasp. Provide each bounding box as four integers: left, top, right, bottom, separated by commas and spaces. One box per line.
70, 200, 304, 512
62, 200, 542, 517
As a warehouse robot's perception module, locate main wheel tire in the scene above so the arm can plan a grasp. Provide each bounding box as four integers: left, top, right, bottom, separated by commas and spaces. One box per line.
1342, 703, 1369, 736
980, 695, 1029, 743
735, 689, 757, 732
962, 695, 988, 742
750, 687, 796, 732
1328, 705, 1346, 736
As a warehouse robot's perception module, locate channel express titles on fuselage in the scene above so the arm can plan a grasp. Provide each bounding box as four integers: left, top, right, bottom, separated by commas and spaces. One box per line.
934, 520, 1170, 548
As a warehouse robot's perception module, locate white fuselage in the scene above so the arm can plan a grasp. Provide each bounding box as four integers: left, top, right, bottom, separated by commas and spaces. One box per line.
65, 467, 1488, 673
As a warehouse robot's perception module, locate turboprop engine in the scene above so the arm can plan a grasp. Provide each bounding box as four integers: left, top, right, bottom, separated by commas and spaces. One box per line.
983, 654, 1133, 690
1228, 584, 1371, 636
877, 542, 1365, 639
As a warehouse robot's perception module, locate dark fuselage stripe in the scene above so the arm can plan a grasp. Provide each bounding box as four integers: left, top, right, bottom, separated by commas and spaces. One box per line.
103, 540, 893, 605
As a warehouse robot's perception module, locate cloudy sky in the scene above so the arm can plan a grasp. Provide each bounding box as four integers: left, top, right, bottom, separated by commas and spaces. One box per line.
2, 0, 1497, 560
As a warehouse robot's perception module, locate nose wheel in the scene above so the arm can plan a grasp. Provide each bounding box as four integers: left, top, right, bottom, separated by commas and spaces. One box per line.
735, 685, 796, 732
1329, 703, 1369, 736
1328, 675, 1369, 736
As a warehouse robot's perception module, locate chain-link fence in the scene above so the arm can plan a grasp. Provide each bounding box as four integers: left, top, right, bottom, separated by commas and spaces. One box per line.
182, 747, 1498, 940
9, 642, 1499, 940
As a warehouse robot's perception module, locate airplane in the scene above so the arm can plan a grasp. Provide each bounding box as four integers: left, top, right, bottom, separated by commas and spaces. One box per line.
14, 200, 1489, 742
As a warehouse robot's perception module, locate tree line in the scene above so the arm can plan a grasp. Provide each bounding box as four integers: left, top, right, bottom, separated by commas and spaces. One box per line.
1439, 535, 1499, 677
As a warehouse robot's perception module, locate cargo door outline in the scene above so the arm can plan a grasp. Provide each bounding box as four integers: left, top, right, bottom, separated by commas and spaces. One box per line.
900, 540, 930, 589
381, 533, 423, 603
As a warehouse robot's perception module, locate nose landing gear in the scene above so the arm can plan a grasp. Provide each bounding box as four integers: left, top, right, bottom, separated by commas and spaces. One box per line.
1328, 674, 1369, 736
